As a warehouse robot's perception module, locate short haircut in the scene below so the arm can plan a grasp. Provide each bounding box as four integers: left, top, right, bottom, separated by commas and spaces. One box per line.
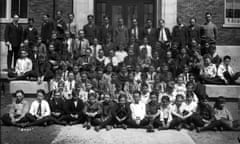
223, 55, 231, 61
88, 92, 96, 99
37, 89, 46, 96
159, 19, 165, 23
28, 17, 34, 22
176, 94, 184, 99
186, 82, 194, 87
161, 95, 170, 102
186, 91, 194, 98
190, 17, 197, 22
205, 12, 212, 16
118, 93, 127, 101
88, 15, 94, 19
150, 91, 157, 97
15, 90, 24, 96
133, 90, 141, 95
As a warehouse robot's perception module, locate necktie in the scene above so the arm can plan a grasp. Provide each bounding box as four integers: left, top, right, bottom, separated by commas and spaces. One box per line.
70, 81, 72, 90
37, 102, 42, 116
93, 46, 97, 58
135, 28, 137, 39
226, 66, 229, 72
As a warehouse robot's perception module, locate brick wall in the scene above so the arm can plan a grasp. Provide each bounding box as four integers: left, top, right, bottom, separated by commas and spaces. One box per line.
0, 0, 73, 41
177, 0, 240, 45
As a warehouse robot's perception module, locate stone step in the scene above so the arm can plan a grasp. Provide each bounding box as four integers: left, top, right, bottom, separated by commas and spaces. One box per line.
9, 81, 49, 95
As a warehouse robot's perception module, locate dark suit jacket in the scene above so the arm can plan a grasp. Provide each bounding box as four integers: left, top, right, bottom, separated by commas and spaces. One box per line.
187, 25, 201, 44
41, 20, 54, 43
65, 99, 85, 115
4, 23, 23, 47
83, 24, 99, 44
156, 27, 171, 42
143, 27, 158, 45
172, 25, 188, 47
23, 26, 38, 43
48, 98, 65, 114
99, 25, 113, 44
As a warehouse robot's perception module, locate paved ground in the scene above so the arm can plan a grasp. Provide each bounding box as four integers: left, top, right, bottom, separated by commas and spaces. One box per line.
1, 95, 240, 144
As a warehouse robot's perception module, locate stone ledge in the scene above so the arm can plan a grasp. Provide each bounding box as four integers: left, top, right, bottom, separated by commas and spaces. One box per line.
9, 81, 49, 94
204, 84, 240, 99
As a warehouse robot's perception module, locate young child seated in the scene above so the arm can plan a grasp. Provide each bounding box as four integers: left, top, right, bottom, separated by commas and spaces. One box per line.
217, 55, 240, 84
93, 93, 115, 132
127, 91, 148, 128
1, 90, 29, 126
174, 75, 187, 97
170, 94, 188, 130
145, 92, 161, 132
83, 93, 102, 130
112, 94, 130, 129
158, 96, 172, 130
199, 96, 240, 131
58, 91, 85, 125
8, 49, 33, 80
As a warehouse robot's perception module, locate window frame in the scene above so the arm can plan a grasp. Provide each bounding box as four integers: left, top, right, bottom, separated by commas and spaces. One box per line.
223, 0, 240, 28
0, 0, 28, 23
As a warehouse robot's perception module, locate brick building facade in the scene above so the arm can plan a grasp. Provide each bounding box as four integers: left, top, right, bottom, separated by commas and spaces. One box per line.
1, 0, 240, 45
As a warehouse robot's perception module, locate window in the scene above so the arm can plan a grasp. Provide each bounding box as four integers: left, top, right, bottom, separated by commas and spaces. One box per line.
0, 0, 28, 23
95, 2, 106, 25
224, 0, 240, 27
144, 3, 154, 25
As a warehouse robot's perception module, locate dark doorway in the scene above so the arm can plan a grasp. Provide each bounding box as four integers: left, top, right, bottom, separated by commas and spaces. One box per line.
95, 0, 156, 28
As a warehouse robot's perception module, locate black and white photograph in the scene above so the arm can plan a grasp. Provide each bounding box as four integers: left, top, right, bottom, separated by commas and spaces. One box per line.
0, 0, 240, 144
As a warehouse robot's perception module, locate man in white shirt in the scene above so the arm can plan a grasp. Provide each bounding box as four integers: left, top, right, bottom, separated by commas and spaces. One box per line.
74, 30, 90, 56
90, 38, 102, 58
127, 91, 148, 128
22, 89, 65, 127
64, 71, 76, 99
8, 49, 32, 79
139, 37, 152, 58
217, 55, 240, 84
140, 84, 150, 104
115, 43, 128, 64
157, 19, 171, 48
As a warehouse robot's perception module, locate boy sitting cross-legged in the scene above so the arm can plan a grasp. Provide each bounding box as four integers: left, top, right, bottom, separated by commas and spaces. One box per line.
127, 91, 148, 128
145, 91, 161, 132
112, 94, 131, 129
93, 93, 115, 132
83, 92, 102, 130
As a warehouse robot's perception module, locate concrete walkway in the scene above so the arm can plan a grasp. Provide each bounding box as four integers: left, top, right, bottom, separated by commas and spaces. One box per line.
51, 125, 196, 144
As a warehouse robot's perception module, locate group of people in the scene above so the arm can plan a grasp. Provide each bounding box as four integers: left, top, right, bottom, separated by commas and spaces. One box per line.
2, 10, 240, 132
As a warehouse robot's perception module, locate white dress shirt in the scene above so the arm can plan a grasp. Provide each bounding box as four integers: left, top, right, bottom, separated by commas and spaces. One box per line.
139, 44, 152, 58
130, 102, 146, 120
115, 50, 128, 63
15, 57, 32, 76
217, 63, 234, 81
29, 100, 51, 117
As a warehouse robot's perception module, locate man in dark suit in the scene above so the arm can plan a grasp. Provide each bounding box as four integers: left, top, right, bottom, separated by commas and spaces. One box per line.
143, 19, 157, 47
4, 14, 23, 69
172, 16, 188, 49
129, 18, 143, 43
59, 92, 85, 125
41, 14, 55, 45
99, 16, 113, 44
187, 17, 201, 46
55, 10, 67, 41
23, 18, 38, 51
83, 15, 99, 45
157, 19, 171, 50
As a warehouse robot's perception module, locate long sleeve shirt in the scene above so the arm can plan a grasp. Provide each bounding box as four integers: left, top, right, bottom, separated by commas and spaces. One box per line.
15, 57, 32, 76
217, 63, 234, 81
200, 63, 217, 78
29, 100, 51, 117
130, 102, 146, 120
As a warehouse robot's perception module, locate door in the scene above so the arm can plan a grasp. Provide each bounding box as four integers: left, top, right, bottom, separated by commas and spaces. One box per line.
95, 0, 156, 28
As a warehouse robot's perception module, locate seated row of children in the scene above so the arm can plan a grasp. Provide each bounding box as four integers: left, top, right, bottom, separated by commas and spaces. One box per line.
1, 89, 239, 132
